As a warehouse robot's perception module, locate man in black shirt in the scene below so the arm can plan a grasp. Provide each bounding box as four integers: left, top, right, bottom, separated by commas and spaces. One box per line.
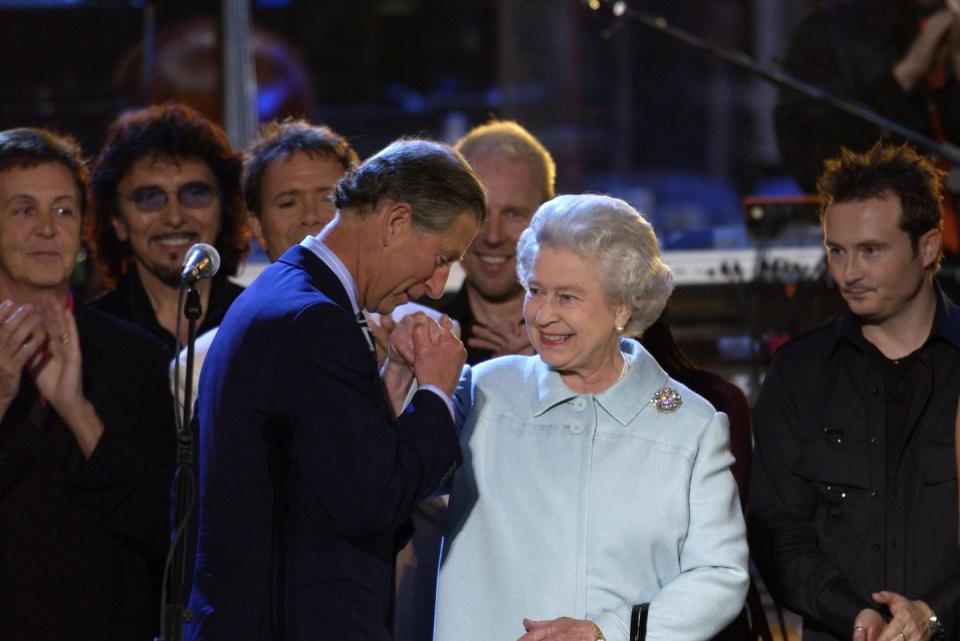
86, 103, 249, 355
749, 143, 959, 641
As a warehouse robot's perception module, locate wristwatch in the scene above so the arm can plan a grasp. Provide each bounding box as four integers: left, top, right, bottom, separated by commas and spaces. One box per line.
928, 613, 946, 641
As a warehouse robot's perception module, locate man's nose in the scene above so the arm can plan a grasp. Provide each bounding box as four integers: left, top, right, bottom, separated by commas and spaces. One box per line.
479, 213, 503, 246
161, 196, 185, 227
423, 264, 451, 299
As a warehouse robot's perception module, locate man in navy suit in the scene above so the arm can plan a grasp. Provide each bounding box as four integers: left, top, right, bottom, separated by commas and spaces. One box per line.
186, 139, 485, 641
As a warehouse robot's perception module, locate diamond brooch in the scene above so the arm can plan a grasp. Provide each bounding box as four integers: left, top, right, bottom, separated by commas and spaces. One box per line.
652, 387, 682, 413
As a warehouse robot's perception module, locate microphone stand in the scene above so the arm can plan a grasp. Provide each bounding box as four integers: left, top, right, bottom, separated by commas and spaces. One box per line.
158, 284, 202, 641
588, 0, 960, 165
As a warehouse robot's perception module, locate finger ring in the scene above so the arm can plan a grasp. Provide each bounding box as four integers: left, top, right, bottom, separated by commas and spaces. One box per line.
58, 333, 69, 344
853, 626, 866, 632
900, 632, 907, 641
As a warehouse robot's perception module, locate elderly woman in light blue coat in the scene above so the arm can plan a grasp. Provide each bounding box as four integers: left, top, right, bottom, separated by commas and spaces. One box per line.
433, 194, 749, 641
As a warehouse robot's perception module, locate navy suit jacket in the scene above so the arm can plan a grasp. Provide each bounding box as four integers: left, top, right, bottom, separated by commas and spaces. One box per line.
186, 245, 461, 641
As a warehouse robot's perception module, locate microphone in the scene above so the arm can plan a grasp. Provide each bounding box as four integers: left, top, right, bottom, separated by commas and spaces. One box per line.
180, 243, 221, 283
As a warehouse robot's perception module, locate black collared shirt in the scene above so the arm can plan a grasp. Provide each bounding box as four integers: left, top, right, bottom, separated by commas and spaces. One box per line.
749, 286, 960, 641
92, 268, 244, 358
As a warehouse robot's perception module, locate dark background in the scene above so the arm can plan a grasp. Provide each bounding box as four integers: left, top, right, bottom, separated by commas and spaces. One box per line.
0, 0, 836, 391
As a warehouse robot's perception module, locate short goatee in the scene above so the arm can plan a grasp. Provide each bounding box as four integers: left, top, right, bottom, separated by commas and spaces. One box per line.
156, 265, 185, 288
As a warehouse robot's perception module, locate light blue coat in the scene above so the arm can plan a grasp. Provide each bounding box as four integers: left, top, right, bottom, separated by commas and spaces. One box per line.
434, 339, 749, 641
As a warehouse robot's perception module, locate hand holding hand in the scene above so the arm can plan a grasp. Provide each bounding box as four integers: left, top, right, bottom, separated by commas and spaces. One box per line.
386, 312, 424, 370
517, 617, 600, 641
411, 314, 465, 398
366, 312, 396, 367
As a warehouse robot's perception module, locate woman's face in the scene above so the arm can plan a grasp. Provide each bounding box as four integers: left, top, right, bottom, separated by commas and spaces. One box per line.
522, 245, 629, 377
0, 162, 81, 296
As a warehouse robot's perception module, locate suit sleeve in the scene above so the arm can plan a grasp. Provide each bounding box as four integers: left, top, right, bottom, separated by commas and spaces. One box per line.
748, 354, 874, 636
594, 412, 749, 641
283, 303, 461, 538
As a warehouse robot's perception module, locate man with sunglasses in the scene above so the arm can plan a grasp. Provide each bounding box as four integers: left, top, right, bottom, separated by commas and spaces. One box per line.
87, 103, 249, 356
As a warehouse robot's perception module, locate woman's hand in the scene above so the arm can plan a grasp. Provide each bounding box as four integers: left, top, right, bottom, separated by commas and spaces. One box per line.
385, 312, 422, 370
366, 313, 395, 368
0, 300, 46, 417
518, 617, 600, 641
381, 313, 432, 418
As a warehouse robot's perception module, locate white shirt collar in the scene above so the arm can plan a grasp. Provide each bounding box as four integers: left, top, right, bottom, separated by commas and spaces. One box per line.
300, 225, 362, 316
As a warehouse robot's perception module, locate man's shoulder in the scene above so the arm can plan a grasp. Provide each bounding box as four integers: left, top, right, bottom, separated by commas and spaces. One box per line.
770, 318, 842, 366
89, 271, 136, 315
89, 287, 121, 314
213, 275, 245, 306
76, 300, 169, 364
232, 266, 349, 328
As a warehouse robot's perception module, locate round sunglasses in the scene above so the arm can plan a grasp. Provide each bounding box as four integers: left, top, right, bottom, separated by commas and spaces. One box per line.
123, 182, 217, 213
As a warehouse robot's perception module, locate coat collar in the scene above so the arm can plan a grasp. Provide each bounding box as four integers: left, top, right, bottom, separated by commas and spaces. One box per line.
276, 244, 353, 313
829, 280, 960, 353
528, 338, 671, 425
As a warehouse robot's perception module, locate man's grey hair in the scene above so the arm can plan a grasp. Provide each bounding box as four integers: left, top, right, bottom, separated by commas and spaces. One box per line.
516, 193, 674, 337
335, 138, 486, 232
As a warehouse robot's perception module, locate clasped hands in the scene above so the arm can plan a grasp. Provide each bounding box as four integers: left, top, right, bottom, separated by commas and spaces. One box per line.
0, 297, 84, 408
0, 297, 101, 456
386, 312, 466, 398
853, 592, 935, 641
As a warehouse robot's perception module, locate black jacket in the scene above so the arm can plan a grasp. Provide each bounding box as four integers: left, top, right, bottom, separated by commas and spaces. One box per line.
749, 288, 960, 641
93, 268, 244, 357
0, 300, 176, 641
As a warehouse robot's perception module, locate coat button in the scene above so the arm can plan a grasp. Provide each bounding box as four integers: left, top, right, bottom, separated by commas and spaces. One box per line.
568, 424, 585, 434
869, 437, 878, 445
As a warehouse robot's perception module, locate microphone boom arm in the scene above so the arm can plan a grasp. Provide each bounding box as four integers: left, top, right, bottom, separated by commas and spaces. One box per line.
593, 0, 960, 165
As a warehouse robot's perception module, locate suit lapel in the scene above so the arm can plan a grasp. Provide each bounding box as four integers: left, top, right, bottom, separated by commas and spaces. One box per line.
279, 246, 393, 416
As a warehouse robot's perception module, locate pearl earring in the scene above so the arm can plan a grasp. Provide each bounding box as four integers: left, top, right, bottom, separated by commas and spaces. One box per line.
615, 324, 624, 333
